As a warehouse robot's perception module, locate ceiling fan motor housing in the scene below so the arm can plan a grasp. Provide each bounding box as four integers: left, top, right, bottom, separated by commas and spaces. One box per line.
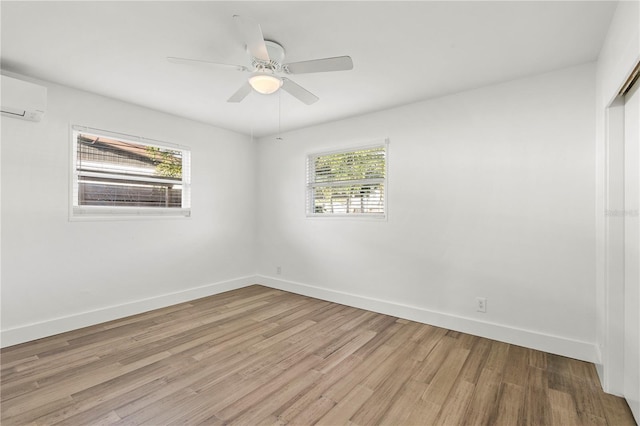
250, 40, 286, 72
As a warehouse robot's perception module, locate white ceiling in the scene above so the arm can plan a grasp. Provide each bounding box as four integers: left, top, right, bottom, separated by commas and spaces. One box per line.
1, 1, 616, 137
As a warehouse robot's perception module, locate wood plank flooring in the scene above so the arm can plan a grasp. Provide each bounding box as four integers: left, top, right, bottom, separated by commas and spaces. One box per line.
1, 285, 635, 425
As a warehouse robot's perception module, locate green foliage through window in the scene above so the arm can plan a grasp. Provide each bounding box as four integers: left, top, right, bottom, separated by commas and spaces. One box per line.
146, 146, 183, 178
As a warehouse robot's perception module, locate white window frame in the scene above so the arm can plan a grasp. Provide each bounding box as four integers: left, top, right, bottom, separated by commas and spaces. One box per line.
306, 139, 388, 219
70, 125, 191, 220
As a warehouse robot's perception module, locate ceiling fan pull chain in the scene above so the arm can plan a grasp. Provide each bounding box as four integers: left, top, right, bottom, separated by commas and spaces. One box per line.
277, 90, 283, 141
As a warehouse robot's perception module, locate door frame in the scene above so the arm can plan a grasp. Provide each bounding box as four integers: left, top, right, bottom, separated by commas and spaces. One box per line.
601, 96, 625, 395
601, 59, 640, 398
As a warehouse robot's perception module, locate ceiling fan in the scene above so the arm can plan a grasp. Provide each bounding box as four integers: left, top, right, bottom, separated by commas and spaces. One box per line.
167, 15, 353, 105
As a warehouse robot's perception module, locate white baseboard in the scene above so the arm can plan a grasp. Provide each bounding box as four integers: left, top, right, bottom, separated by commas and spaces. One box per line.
0, 276, 256, 348
3, 274, 600, 364
257, 275, 600, 363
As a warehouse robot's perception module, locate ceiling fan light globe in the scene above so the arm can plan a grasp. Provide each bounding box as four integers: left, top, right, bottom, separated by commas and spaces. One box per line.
249, 74, 282, 95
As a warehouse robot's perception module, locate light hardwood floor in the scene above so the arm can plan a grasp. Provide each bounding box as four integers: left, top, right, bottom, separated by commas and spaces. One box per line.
1, 285, 636, 425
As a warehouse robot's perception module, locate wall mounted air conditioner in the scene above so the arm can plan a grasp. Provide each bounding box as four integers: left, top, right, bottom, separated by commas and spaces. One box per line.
1, 75, 47, 122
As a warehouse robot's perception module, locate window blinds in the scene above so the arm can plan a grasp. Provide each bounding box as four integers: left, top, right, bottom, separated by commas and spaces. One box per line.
71, 127, 191, 218
307, 144, 386, 216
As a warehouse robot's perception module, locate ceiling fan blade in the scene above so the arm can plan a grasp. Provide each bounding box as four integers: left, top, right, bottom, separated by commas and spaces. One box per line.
284, 56, 353, 74
227, 82, 252, 103
167, 57, 248, 72
233, 15, 270, 62
281, 78, 319, 105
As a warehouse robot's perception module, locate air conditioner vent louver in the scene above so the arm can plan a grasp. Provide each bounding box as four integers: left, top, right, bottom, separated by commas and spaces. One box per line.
1, 75, 47, 122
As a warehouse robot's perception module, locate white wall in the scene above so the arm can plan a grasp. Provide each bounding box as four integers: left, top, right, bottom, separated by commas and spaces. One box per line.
1, 64, 601, 362
0, 60, 607, 368
595, 0, 640, 394
256, 63, 598, 361
1, 74, 257, 346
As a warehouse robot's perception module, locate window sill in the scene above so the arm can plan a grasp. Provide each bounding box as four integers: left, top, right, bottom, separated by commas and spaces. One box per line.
306, 213, 387, 221
70, 206, 191, 221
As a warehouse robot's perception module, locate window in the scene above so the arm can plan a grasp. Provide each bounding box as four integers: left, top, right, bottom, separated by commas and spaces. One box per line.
307, 141, 387, 217
71, 126, 191, 218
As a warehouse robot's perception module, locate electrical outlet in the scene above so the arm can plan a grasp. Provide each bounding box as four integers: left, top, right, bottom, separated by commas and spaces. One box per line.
476, 297, 487, 313
276, 266, 282, 275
